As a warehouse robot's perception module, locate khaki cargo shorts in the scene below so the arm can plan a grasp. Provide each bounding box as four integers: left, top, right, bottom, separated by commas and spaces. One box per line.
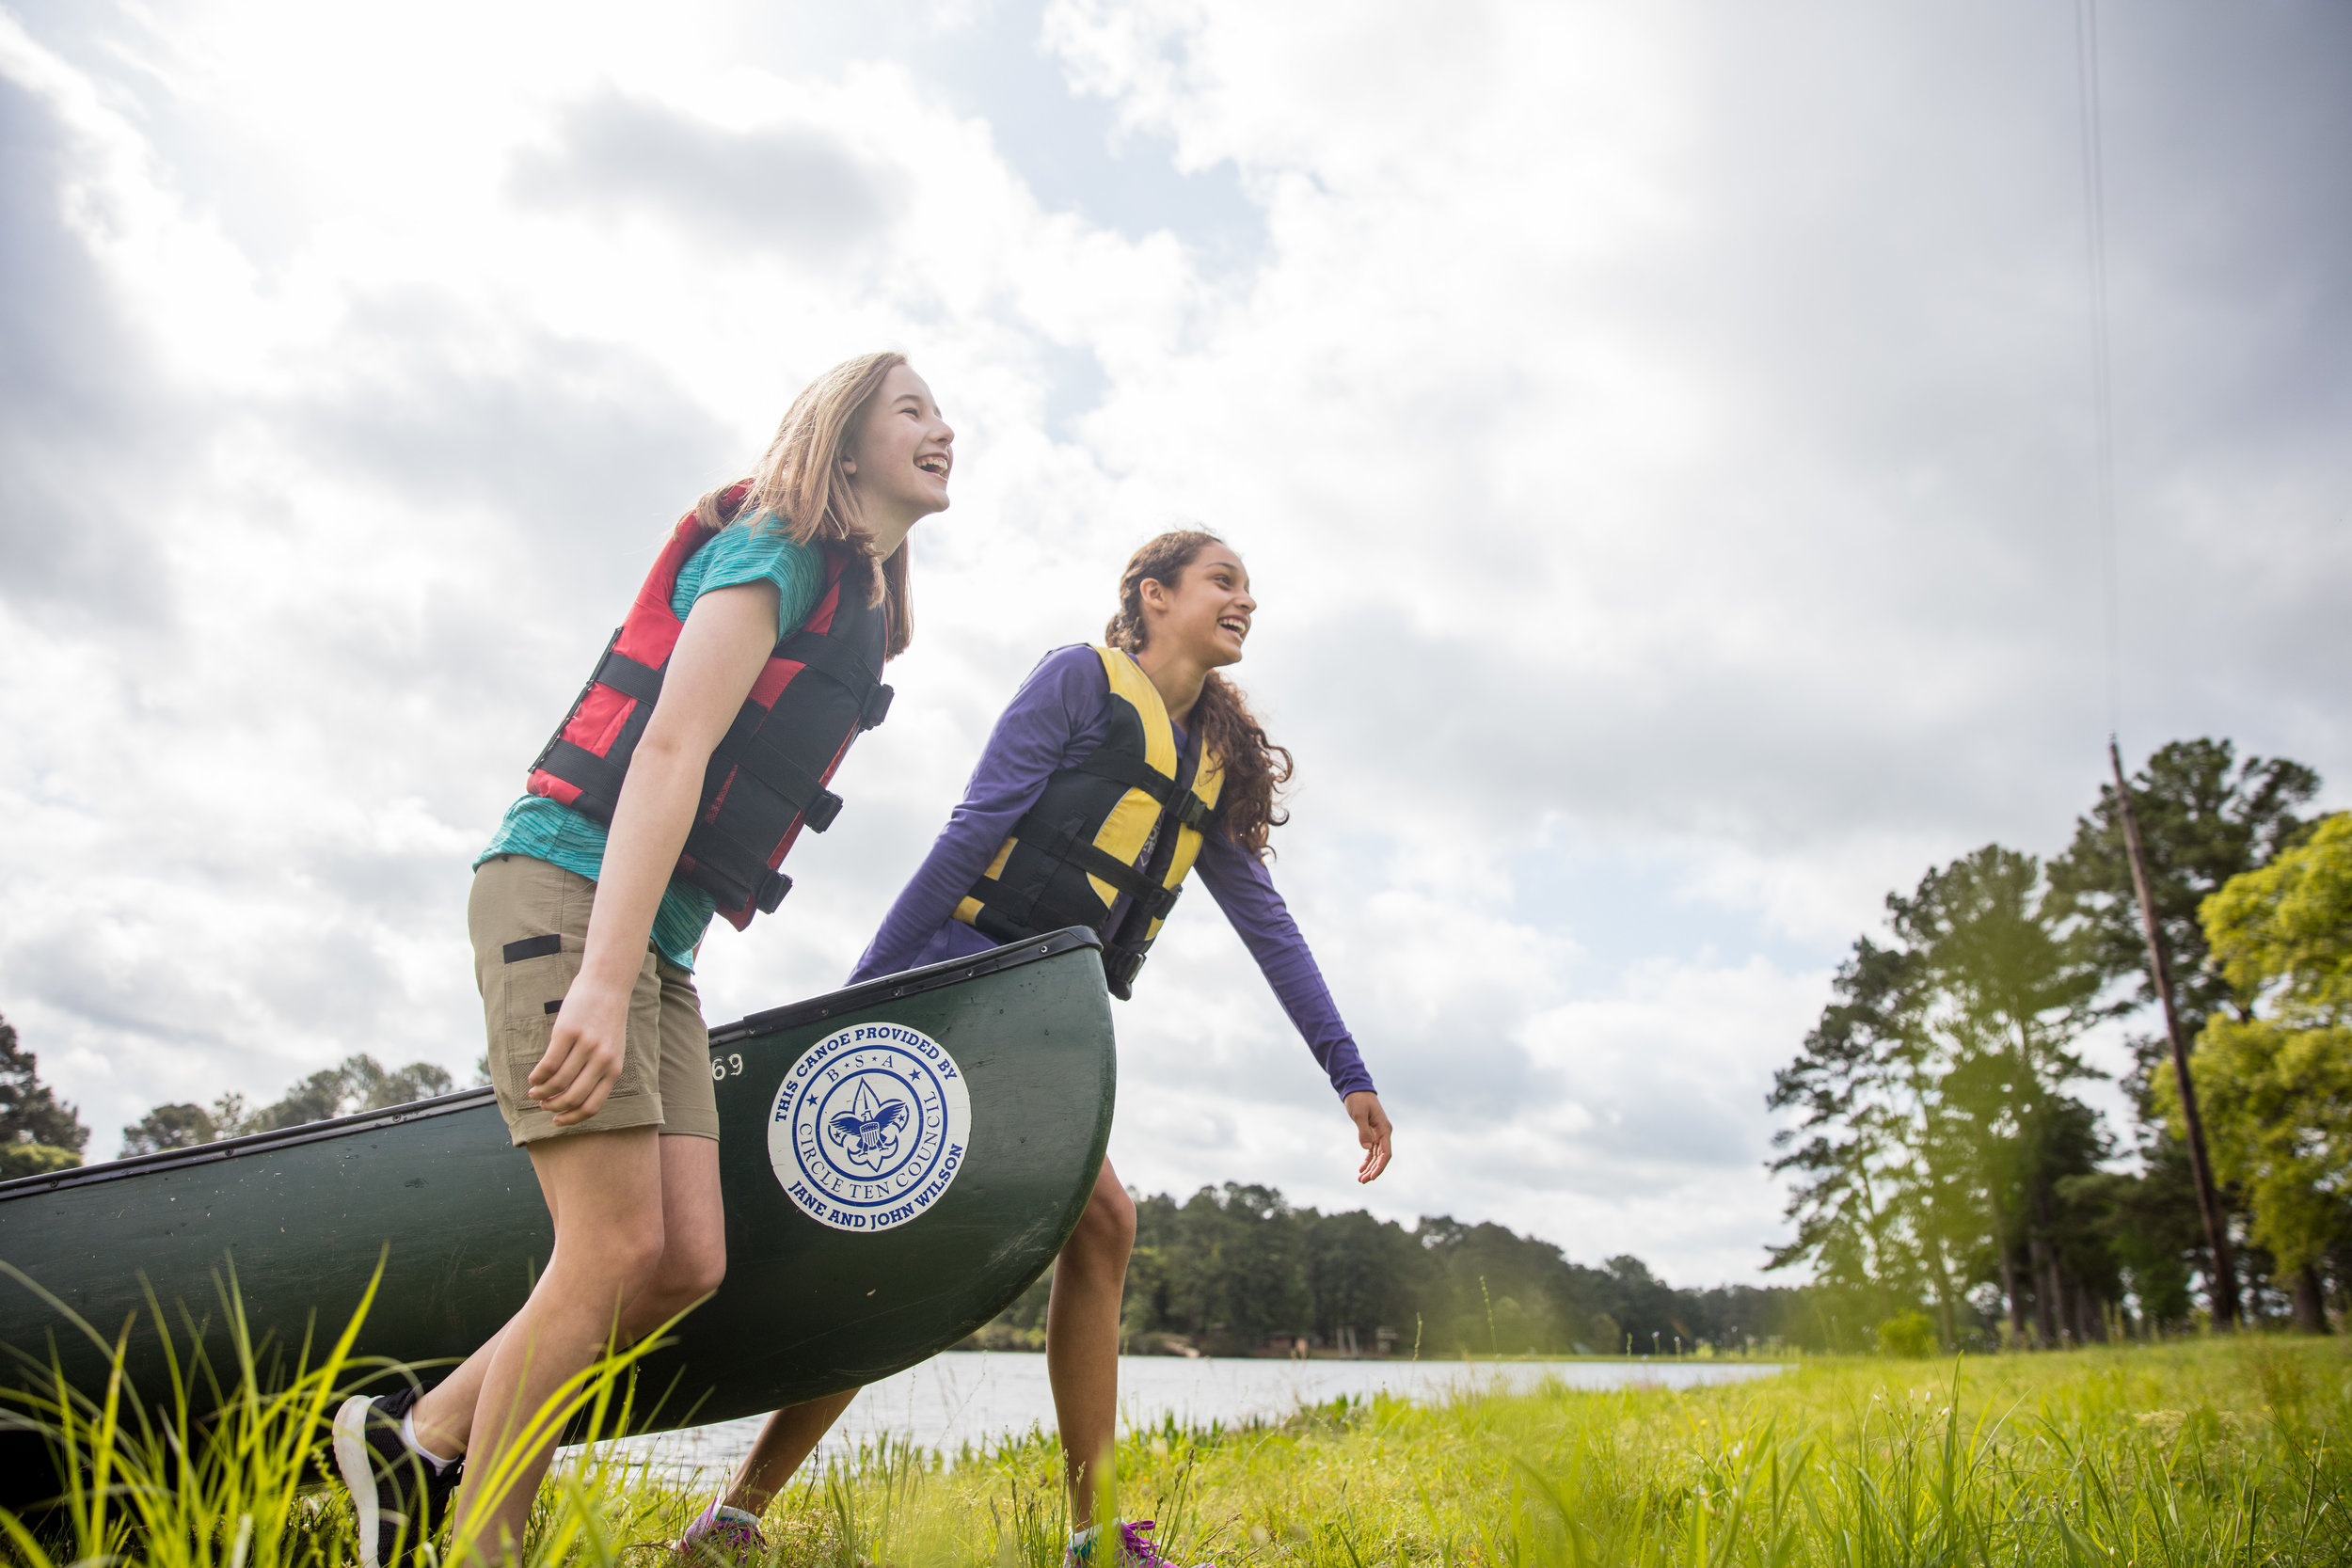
469, 854, 721, 1147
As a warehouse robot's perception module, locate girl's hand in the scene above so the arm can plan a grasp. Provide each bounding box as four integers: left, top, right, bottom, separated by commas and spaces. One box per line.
1344, 1091, 1392, 1182
530, 975, 632, 1126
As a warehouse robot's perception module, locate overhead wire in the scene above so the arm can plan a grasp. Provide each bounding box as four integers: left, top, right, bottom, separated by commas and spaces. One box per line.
2071, 0, 2246, 1325
2074, 0, 2122, 743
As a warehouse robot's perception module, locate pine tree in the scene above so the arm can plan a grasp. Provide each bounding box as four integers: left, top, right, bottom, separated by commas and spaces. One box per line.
0, 1012, 91, 1179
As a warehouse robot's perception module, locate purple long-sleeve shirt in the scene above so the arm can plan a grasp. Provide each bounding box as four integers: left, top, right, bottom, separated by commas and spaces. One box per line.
850, 645, 1375, 1100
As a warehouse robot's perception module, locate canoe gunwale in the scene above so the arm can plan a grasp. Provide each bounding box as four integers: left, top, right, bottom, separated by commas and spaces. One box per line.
0, 1090, 496, 1201
709, 925, 1101, 1045
0, 927, 1104, 1203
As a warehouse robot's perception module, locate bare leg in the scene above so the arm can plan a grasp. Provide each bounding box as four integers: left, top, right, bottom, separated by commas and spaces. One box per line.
1046, 1161, 1135, 1528
445, 1129, 721, 1561
411, 1134, 724, 1459
408, 1322, 511, 1458
718, 1389, 862, 1514
710, 1160, 1135, 1528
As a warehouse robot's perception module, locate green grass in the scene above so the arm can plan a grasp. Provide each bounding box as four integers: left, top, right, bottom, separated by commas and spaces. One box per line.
6, 1327, 2346, 1568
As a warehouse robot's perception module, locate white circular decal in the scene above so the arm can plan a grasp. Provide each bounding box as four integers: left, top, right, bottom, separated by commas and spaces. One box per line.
768, 1022, 971, 1232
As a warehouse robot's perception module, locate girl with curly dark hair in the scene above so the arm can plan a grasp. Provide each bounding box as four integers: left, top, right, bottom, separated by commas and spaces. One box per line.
677, 531, 1391, 1568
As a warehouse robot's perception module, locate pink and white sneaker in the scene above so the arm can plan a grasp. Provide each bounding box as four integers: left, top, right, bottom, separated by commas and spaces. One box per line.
671, 1497, 768, 1567
1068, 1521, 1198, 1568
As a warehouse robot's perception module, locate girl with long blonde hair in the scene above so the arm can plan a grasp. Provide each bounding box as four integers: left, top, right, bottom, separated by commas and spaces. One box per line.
330, 353, 954, 1566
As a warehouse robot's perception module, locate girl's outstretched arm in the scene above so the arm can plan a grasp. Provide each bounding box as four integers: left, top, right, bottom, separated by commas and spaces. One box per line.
1194, 832, 1392, 1180
528, 580, 782, 1124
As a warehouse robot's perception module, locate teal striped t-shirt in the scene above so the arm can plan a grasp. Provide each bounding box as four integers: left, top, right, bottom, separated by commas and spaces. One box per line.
476, 517, 827, 970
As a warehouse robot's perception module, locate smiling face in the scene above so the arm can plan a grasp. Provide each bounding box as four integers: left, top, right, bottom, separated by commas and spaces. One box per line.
841, 362, 954, 522
1140, 543, 1255, 671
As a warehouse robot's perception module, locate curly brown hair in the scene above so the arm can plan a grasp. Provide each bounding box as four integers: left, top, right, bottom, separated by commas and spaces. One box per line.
1104, 531, 1295, 858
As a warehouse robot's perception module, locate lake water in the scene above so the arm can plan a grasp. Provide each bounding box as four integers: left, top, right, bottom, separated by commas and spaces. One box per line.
596, 1354, 1788, 1480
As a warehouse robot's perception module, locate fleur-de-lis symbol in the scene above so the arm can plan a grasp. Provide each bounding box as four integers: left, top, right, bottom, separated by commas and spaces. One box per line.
827, 1078, 909, 1170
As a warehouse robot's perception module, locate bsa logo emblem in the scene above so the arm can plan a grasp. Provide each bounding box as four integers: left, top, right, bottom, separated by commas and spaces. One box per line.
768, 1022, 971, 1232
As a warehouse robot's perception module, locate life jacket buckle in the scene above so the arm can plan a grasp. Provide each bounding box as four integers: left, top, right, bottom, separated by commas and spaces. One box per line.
755, 867, 794, 913
803, 788, 845, 833
1173, 794, 1214, 832
861, 683, 896, 731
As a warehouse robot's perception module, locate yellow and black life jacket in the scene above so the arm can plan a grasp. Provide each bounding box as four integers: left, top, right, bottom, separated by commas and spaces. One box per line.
954, 645, 1225, 998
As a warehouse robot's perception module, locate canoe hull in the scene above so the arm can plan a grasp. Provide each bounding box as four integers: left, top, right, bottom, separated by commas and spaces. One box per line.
0, 931, 1112, 1496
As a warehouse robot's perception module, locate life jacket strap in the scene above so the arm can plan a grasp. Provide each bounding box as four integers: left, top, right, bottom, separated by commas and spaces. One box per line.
529, 626, 626, 782
535, 740, 626, 821
1068, 842, 1183, 919
1101, 945, 1147, 1001
1076, 738, 1217, 831
682, 805, 797, 911
529, 638, 665, 793
775, 624, 894, 731
959, 838, 1181, 934
673, 710, 849, 910
707, 705, 846, 830
592, 645, 665, 706
1075, 749, 1178, 800
779, 626, 883, 697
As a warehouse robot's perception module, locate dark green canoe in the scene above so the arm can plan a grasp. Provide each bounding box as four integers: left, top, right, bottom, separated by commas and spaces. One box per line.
0, 929, 1113, 1500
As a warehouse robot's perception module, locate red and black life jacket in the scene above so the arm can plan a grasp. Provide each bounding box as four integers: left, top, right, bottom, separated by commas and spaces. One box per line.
527, 487, 893, 930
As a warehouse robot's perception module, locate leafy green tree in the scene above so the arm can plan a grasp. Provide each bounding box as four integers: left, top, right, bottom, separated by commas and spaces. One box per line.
1771, 846, 2110, 1346
2051, 739, 2317, 1033
1117, 1189, 1182, 1346
119, 1101, 228, 1155
1301, 1207, 1427, 1354
1766, 934, 1934, 1331
1163, 1183, 1311, 1351
120, 1053, 456, 1156
2162, 812, 2352, 1331
0, 1143, 82, 1180
2058, 1166, 2194, 1328
1419, 1221, 1565, 1353
0, 1013, 90, 1168
1595, 1254, 1692, 1354
242, 1055, 453, 1130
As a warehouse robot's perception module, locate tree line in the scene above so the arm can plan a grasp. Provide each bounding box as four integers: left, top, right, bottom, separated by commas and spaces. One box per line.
1770, 737, 2348, 1347
118, 1056, 454, 1152
0, 1028, 453, 1174
973, 1181, 1813, 1357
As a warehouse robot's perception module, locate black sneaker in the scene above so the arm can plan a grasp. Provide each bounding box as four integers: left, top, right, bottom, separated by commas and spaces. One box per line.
331, 1386, 462, 1568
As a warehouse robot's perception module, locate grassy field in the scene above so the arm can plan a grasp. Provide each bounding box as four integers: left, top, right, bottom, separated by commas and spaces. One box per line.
5, 1336, 2346, 1568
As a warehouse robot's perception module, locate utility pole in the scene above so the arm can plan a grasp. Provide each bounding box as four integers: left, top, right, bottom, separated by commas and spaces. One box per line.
2109, 739, 2240, 1329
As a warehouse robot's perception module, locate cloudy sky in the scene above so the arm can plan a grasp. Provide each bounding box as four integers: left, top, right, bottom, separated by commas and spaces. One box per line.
2, 0, 2344, 1287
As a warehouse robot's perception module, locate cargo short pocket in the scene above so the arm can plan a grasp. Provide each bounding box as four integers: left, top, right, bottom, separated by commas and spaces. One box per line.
492, 940, 658, 1113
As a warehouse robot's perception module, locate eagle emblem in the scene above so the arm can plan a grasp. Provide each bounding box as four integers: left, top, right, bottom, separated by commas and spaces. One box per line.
826, 1078, 910, 1170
